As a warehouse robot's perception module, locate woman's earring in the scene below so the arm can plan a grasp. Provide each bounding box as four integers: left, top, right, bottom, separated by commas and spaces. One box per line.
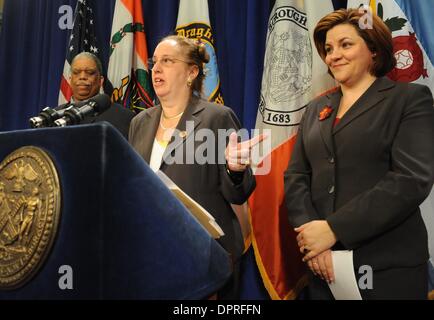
187, 78, 192, 87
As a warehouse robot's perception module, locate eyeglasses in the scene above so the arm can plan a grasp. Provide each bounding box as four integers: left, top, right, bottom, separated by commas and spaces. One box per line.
147, 56, 191, 70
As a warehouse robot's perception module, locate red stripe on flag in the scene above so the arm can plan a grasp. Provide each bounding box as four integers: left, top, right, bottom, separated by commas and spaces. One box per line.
60, 75, 72, 102
249, 136, 308, 300
120, 0, 149, 64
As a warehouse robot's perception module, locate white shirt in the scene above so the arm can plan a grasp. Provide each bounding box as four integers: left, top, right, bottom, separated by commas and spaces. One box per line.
149, 138, 167, 172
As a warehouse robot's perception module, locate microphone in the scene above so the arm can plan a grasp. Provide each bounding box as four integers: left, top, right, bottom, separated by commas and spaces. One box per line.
29, 106, 67, 128
54, 94, 111, 127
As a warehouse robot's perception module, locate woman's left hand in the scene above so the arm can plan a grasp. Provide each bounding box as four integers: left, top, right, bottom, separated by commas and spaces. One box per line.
308, 249, 334, 284
295, 220, 337, 261
225, 132, 266, 172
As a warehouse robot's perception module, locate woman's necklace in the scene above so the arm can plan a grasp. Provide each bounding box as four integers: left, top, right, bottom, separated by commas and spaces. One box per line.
159, 118, 174, 130
160, 114, 182, 130
162, 110, 184, 120
159, 110, 184, 130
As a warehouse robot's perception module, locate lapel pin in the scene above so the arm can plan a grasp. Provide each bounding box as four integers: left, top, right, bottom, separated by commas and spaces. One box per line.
319, 105, 333, 121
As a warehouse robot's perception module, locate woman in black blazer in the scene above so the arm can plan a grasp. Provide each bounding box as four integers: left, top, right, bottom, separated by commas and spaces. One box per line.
129, 35, 258, 299
284, 8, 434, 299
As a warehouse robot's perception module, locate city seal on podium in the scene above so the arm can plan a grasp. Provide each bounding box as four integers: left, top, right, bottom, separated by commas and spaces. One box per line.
0, 146, 61, 289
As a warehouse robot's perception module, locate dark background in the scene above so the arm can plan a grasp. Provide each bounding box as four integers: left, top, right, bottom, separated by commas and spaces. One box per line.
0, 0, 346, 299
0, 0, 347, 132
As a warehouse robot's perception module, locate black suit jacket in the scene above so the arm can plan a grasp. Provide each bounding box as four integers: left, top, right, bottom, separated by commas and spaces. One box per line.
128, 97, 256, 260
57, 101, 135, 139
284, 77, 434, 272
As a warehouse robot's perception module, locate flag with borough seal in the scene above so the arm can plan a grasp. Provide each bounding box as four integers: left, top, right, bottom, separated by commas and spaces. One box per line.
248, 0, 335, 300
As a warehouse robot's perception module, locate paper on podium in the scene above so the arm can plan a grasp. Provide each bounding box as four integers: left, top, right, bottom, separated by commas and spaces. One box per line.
156, 170, 224, 239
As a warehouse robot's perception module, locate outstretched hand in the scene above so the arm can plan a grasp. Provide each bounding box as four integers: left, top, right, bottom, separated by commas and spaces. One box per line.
225, 132, 266, 172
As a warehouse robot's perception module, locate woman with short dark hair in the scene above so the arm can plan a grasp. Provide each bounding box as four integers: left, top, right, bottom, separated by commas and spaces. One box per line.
284, 8, 434, 299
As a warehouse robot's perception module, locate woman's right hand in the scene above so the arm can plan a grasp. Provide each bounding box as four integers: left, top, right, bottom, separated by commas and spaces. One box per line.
307, 249, 334, 284
225, 132, 266, 172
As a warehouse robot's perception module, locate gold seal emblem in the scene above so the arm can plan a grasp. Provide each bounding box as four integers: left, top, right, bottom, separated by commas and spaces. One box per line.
0, 146, 61, 289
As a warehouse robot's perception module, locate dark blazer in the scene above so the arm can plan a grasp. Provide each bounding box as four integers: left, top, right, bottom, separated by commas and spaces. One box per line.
284, 77, 434, 296
57, 101, 135, 139
128, 97, 256, 260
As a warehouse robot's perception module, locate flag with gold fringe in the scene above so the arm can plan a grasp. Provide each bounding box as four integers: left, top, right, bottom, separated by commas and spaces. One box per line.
248, 0, 335, 300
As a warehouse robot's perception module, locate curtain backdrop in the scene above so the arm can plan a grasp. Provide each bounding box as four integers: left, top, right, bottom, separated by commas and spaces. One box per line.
0, 0, 346, 131
0, 0, 347, 299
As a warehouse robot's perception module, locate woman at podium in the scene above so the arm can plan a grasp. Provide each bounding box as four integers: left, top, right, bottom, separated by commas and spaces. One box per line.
129, 35, 258, 299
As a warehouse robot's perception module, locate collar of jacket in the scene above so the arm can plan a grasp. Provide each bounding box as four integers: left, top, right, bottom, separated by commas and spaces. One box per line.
142, 95, 206, 164
318, 76, 396, 155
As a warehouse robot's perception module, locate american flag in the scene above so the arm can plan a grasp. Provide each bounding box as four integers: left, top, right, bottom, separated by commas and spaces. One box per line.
58, 0, 99, 104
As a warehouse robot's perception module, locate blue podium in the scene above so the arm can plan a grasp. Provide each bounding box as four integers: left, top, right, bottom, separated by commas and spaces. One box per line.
0, 123, 231, 299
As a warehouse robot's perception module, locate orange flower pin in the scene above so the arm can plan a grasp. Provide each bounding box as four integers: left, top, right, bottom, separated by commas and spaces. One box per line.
319, 106, 333, 121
